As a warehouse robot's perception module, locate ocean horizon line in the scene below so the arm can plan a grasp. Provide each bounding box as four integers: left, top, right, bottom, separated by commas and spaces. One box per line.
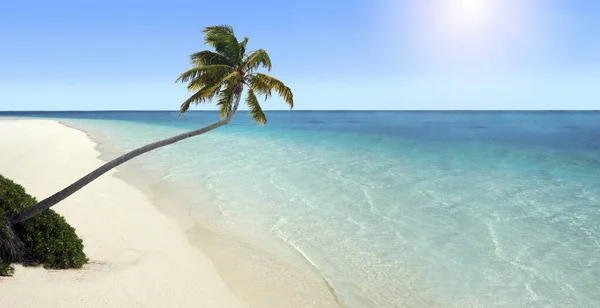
1, 109, 599, 113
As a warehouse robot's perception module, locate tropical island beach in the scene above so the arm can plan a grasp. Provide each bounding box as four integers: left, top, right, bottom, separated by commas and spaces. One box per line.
2, 1, 600, 308
2, 110, 599, 308
0, 119, 339, 307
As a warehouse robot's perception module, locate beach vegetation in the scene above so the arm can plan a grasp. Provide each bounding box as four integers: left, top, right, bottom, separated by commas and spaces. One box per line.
0, 257, 13, 276
0, 174, 87, 276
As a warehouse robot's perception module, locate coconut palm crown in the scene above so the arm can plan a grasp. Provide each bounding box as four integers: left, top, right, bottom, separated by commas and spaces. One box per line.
176, 25, 293, 124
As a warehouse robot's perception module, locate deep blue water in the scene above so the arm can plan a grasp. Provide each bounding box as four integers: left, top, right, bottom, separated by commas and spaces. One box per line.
3, 110, 599, 148
2, 111, 600, 307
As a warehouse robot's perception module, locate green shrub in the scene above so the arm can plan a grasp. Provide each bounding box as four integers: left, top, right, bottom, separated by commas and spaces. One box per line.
0, 257, 14, 276
0, 175, 37, 217
0, 174, 87, 273
16, 210, 87, 269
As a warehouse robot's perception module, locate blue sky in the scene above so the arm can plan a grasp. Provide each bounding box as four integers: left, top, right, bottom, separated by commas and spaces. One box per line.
0, 0, 599, 110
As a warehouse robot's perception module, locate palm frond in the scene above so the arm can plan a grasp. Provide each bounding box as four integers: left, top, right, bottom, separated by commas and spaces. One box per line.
246, 76, 271, 100
175, 65, 231, 85
189, 50, 231, 66
179, 71, 241, 115
203, 25, 242, 65
244, 49, 272, 72
186, 76, 219, 92
216, 82, 237, 118
239, 37, 249, 62
179, 85, 219, 115
246, 88, 267, 124
248, 73, 293, 108
198, 71, 240, 96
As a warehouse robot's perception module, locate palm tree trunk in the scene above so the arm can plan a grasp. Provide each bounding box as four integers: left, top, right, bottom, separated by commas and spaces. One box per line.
11, 100, 241, 225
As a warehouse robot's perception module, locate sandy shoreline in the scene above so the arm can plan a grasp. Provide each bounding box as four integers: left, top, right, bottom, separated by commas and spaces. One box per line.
0, 119, 246, 307
0, 119, 340, 307
73, 119, 341, 308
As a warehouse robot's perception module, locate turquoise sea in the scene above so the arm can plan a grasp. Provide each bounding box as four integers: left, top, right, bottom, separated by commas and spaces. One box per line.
2, 111, 599, 307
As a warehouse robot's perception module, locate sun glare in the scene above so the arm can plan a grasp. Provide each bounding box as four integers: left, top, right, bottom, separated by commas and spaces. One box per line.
406, 0, 537, 61
378, 0, 543, 67
431, 0, 498, 42
445, 0, 493, 30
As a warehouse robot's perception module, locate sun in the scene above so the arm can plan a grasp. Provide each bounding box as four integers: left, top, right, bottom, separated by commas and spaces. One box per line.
434, 0, 497, 41
409, 0, 532, 57
379, 0, 539, 64
446, 0, 492, 29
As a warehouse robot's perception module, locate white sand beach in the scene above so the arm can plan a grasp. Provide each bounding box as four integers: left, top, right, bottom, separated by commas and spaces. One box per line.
0, 119, 247, 307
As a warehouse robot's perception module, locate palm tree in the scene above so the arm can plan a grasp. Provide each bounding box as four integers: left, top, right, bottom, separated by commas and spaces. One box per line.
10, 25, 293, 226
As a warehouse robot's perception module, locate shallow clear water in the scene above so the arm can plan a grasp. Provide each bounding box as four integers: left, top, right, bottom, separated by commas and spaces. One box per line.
3, 111, 600, 307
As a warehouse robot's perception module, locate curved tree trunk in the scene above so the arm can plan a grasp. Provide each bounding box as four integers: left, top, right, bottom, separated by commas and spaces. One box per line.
11, 100, 241, 225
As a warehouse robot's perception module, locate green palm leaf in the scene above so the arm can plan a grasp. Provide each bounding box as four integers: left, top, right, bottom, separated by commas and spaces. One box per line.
248, 73, 293, 108
179, 71, 241, 115
175, 65, 232, 86
239, 37, 249, 62
203, 25, 243, 65
244, 49, 272, 72
190, 50, 231, 66
179, 83, 220, 115
246, 89, 267, 124
216, 82, 238, 118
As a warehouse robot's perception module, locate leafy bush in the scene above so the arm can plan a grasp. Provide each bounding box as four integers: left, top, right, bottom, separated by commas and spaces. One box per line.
0, 257, 14, 276
0, 174, 87, 274
16, 210, 87, 269
0, 175, 37, 218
